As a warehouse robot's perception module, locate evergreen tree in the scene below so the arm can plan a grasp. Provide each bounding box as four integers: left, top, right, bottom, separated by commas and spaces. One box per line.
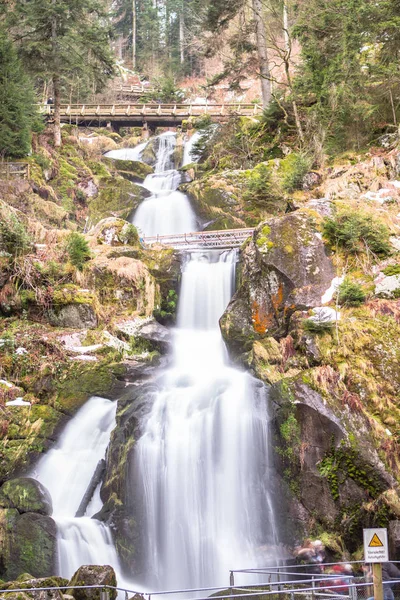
0, 27, 38, 158
4, 0, 115, 147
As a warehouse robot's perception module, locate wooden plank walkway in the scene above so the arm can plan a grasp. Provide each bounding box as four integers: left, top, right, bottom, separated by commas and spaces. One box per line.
39, 103, 263, 127
143, 228, 254, 249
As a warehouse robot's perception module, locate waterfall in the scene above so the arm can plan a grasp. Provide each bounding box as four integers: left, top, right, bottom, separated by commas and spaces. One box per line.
32, 397, 122, 580
132, 132, 196, 236
182, 131, 203, 167
133, 250, 278, 591
104, 142, 147, 162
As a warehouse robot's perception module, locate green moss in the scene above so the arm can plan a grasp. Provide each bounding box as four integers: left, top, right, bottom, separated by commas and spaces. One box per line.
89, 177, 144, 224
56, 361, 125, 413
383, 264, 400, 276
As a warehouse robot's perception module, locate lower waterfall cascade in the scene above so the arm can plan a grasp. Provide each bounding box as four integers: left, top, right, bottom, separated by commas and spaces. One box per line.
29, 131, 279, 593
133, 250, 278, 590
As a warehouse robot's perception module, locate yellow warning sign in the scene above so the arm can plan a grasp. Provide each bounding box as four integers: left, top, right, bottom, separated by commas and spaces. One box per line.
369, 533, 384, 547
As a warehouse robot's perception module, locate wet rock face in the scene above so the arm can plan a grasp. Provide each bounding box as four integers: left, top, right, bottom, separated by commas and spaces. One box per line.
269, 376, 397, 547
0, 510, 57, 580
68, 565, 117, 600
0, 478, 52, 516
220, 209, 335, 359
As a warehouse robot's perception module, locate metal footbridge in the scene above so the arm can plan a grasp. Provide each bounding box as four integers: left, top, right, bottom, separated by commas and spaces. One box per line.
39, 102, 262, 128
143, 228, 254, 250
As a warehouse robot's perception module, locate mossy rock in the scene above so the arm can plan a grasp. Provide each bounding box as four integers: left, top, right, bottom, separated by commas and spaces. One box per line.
88, 177, 147, 225
68, 565, 117, 600
0, 510, 56, 581
103, 158, 153, 182
0, 478, 52, 516
56, 362, 125, 414
46, 303, 97, 329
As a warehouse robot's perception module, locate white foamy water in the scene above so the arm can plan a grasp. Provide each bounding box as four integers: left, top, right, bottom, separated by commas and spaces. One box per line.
134, 251, 278, 591
32, 397, 122, 581
182, 130, 203, 167
105, 142, 147, 162
132, 132, 196, 236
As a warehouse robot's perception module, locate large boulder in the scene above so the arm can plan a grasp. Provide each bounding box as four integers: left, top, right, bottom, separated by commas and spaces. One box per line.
269, 373, 398, 549
220, 209, 335, 359
88, 177, 149, 225
47, 304, 97, 329
0, 510, 57, 580
7, 576, 68, 600
0, 478, 52, 516
68, 565, 117, 600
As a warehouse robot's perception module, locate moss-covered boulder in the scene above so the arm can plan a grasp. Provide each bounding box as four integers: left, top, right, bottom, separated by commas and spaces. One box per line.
103, 158, 153, 182
270, 373, 400, 550
47, 303, 97, 329
87, 251, 159, 317
68, 565, 117, 600
7, 576, 67, 600
0, 478, 52, 516
220, 209, 335, 359
0, 510, 56, 580
90, 218, 139, 247
88, 177, 148, 225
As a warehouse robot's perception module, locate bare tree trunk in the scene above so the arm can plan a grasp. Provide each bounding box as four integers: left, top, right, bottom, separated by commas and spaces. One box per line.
252, 0, 271, 108
283, 0, 304, 143
51, 2, 61, 147
132, 0, 136, 70
53, 74, 61, 147
179, 8, 185, 65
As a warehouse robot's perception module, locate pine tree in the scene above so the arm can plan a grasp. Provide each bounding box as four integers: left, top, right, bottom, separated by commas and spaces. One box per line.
0, 27, 38, 158
4, 0, 115, 148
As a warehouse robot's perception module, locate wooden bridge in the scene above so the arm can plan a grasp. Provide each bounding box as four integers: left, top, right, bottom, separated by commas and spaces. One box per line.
40, 103, 262, 128
143, 228, 254, 250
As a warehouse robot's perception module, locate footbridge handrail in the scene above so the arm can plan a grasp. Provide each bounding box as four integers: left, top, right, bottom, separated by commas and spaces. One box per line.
143, 228, 255, 249
37, 103, 263, 118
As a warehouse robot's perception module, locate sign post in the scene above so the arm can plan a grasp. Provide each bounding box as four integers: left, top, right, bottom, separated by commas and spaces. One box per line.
363, 528, 389, 600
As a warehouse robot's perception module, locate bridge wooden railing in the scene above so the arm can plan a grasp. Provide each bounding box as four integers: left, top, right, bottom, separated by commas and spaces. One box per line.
38, 103, 263, 118
143, 228, 254, 249
0, 162, 30, 180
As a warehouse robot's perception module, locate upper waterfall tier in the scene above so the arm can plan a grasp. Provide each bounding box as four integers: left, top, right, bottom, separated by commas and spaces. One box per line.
132, 132, 196, 236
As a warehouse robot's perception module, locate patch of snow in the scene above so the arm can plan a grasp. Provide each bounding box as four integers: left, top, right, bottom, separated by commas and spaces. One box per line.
0, 379, 13, 388
390, 236, 400, 251
15, 347, 28, 355
6, 398, 31, 407
321, 276, 344, 304
390, 180, 400, 188
386, 429, 392, 436
71, 355, 98, 362
309, 307, 341, 322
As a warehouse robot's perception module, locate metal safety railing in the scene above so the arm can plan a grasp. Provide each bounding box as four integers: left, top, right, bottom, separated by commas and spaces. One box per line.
143, 228, 255, 250
2, 563, 400, 600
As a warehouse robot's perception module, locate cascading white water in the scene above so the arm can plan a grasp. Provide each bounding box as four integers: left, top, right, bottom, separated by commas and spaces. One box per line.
132, 132, 196, 236
182, 130, 203, 167
32, 396, 122, 579
105, 142, 147, 162
134, 250, 278, 591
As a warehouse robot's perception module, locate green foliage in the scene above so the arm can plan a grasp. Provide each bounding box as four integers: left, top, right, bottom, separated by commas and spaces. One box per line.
337, 279, 366, 306
280, 153, 312, 193
318, 440, 382, 501
154, 289, 178, 325
120, 223, 139, 245
323, 211, 391, 257
65, 232, 91, 271
303, 317, 334, 334
383, 264, 400, 276
243, 163, 280, 211
0, 27, 39, 158
0, 213, 32, 257
4, 0, 115, 106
